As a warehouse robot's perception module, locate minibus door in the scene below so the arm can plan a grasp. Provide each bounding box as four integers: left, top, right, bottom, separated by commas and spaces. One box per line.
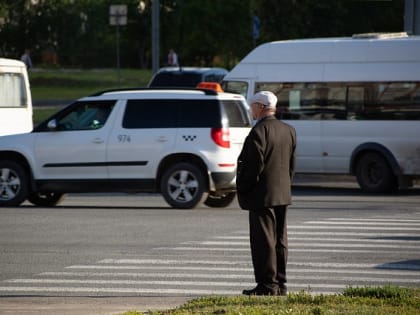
291, 120, 322, 173
321, 121, 352, 173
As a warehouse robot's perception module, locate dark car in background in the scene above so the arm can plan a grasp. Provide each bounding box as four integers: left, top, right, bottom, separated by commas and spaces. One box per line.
148, 67, 228, 88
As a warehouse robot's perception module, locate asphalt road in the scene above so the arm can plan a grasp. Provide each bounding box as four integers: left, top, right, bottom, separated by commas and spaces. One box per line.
0, 179, 419, 314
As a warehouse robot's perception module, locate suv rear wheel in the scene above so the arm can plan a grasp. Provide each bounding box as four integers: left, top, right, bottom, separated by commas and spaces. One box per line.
205, 192, 236, 208
161, 163, 208, 209
0, 161, 28, 206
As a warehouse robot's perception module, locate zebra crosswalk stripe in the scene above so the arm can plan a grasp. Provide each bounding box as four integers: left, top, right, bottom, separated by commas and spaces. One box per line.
1, 216, 419, 296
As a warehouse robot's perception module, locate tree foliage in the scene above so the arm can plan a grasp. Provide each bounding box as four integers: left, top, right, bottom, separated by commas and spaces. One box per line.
254, 0, 404, 44
0, 0, 405, 69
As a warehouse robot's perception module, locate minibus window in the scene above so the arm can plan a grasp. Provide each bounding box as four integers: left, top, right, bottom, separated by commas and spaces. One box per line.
0, 73, 27, 108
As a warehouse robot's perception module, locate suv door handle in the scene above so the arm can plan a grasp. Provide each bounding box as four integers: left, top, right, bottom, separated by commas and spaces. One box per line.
157, 136, 168, 142
92, 138, 104, 144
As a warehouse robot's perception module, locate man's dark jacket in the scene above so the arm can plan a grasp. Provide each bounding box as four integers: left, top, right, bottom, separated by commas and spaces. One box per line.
236, 116, 296, 210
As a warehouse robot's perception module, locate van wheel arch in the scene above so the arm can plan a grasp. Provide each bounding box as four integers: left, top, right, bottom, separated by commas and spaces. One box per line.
350, 143, 400, 176
350, 143, 399, 192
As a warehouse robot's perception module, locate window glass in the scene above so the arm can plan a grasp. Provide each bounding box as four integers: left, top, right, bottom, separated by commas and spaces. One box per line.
256, 82, 347, 120
221, 100, 252, 127
0, 73, 27, 108
178, 100, 221, 127
347, 86, 365, 120
123, 99, 220, 128
215, 74, 226, 82
124, 100, 178, 128
365, 82, 420, 120
149, 73, 202, 87
322, 84, 347, 120
256, 81, 420, 121
222, 81, 248, 98
204, 74, 216, 82
56, 100, 115, 131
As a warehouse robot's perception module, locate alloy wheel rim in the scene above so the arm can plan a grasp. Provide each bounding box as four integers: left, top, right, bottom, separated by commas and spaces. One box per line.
0, 168, 21, 201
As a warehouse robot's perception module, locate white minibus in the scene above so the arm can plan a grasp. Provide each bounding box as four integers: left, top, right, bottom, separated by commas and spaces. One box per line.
222, 33, 420, 192
0, 58, 33, 136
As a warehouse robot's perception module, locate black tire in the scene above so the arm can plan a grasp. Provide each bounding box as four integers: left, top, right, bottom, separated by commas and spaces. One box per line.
27, 192, 65, 207
205, 192, 236, 208
355, 152, 397, 193
160, 162, 208, 209
0, 161, 28, 207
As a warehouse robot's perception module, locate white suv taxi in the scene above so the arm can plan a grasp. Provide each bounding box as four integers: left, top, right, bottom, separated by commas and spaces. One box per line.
0, 86, 251, 209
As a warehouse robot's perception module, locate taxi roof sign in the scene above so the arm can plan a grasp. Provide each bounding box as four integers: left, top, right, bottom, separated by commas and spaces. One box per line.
197, 82, 224, 92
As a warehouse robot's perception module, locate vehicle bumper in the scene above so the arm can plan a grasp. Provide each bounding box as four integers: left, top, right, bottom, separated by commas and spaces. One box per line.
210, 171, 236, 191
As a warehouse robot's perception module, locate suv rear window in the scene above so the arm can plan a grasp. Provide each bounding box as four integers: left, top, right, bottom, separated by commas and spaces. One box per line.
221, 100, 252, 127
123, 99, 222, 128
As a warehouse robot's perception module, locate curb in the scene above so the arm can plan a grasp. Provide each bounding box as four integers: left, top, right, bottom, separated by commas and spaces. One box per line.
0, 296, 191, 315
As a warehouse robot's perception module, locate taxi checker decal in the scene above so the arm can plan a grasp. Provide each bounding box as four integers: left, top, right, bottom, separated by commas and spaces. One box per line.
182, 135, 197, 141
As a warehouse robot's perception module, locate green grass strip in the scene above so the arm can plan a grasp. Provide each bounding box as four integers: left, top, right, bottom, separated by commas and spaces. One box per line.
121, 286, 420, 315
29, 68, 153, 100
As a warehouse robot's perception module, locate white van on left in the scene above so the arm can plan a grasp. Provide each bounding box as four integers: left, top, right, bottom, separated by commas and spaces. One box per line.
0, 58, 33, 136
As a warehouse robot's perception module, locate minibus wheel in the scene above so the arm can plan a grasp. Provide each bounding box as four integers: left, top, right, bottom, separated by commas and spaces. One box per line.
355, 152, 397, 193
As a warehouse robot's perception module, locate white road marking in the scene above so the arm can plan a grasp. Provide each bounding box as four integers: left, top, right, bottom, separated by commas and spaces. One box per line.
288, 225, 419, 231
326, 218, 420, 223
304, 221, 420, 226
40, 272, 255, 279
7, 275, 420, 285
5, 278, 255, 287
65, 261, 420, 271
183, 238, 420, 245
0, 286, 241, 295
153, 246, 416, 254
95, 259, 420, 270
216, 233, 420, 238
98, 259, 248, 265
67, 265, 252, 272
39, 268, 420, 278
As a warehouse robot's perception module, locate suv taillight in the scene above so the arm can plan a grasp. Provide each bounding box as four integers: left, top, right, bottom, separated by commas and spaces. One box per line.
211, 127, 230, 148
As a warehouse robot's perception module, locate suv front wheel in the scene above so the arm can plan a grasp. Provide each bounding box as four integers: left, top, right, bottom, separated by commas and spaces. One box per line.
160, 163, 208, 209
0, 161, 28, 207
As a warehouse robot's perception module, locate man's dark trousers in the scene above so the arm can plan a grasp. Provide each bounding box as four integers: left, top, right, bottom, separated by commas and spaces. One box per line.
249, 205, 288, 291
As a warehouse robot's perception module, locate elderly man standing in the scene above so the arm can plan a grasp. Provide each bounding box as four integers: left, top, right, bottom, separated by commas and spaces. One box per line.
237, 91, 296, 296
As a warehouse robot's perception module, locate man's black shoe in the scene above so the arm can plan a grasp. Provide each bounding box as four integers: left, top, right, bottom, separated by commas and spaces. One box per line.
278, 286, 287, 296
242, 286, 278, 296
